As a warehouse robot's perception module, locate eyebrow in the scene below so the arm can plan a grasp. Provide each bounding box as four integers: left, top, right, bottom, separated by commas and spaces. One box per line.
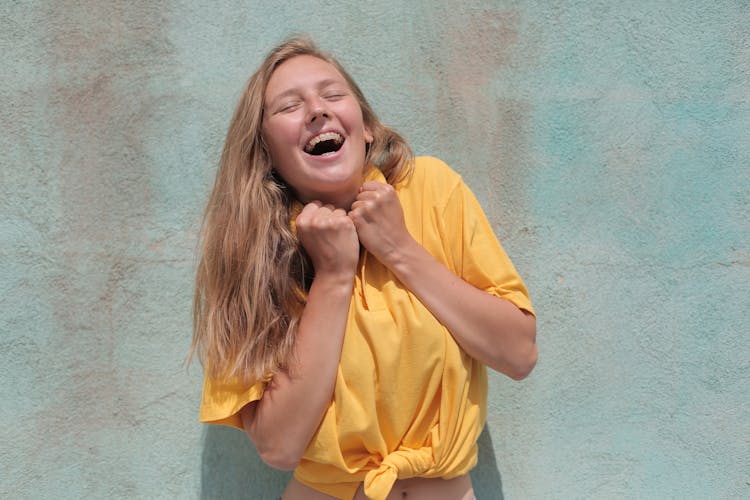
266, 78, 346, 109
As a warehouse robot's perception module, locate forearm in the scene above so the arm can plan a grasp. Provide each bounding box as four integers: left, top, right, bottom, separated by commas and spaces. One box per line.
387, 238, 537, 379
240, 272, 353, 469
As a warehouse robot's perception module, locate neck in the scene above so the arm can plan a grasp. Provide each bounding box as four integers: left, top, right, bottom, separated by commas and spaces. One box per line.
293, 174, 366, 211
297, 189, 358, 211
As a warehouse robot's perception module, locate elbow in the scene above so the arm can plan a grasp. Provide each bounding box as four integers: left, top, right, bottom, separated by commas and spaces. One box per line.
250, 429, 302, 470
487, 342, 537, 380
241, 404, 302, 471
494, 313, 537, 380
507, 342, 538, 380
508, 313, 537, 380
256, 445, 301, 471
248, 429, 303, 471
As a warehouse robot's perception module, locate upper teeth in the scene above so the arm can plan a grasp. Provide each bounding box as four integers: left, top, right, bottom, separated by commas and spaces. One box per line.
305, 132, 343, 152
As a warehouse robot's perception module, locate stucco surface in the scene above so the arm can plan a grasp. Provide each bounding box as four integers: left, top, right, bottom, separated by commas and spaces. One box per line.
1, 1, 748, 499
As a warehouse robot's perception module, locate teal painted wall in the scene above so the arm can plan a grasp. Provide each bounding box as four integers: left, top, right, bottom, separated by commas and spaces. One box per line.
2, 1, 748, 498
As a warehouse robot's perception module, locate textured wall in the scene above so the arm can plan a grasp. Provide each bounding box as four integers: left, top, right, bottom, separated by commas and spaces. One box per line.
2, 1, 748, 498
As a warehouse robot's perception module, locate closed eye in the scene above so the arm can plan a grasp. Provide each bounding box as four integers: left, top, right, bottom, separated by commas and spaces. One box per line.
277, 101, 301, 113
321, 82, 349, 100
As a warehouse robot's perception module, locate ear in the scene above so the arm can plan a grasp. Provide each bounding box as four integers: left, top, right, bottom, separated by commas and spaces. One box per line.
364, 126, 373, 144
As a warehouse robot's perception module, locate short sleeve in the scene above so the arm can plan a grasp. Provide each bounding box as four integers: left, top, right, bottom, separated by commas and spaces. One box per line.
438, 174, 535, 317
198, 371, 268, 430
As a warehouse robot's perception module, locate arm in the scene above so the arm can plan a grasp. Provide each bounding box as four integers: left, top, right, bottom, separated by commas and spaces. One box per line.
240, 202, 359, 470
349, 182, 537, 380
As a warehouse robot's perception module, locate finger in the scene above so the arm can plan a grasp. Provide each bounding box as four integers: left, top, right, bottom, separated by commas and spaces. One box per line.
359, 181, 389, 192
349, 199, 375, 215
320, 208, 351, 226
348, 203, 375, 225
314, 204, 335, 218
330, 207, 348, 218
354, 190, 380, 202
308, 206, 354, 233
297, 200, 323, 222
318, 203, 340, 216
297, 202, 335, 231
347, 208, 362, 226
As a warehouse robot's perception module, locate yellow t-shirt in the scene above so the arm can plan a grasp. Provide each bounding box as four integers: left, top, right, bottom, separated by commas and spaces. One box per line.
199, 156, 534, 500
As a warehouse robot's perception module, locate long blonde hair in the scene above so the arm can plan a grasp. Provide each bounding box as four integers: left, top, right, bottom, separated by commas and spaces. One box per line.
191, 36, 412, 383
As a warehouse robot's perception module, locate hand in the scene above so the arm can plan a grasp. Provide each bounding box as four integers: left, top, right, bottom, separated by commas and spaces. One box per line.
348, 181, 414, 266
295, 201, 360, 279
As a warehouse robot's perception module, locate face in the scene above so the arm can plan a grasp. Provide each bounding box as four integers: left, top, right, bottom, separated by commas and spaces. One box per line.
262, 55, 373, 208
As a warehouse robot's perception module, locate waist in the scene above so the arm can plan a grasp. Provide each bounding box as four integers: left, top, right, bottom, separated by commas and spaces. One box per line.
283, 474, 473, 500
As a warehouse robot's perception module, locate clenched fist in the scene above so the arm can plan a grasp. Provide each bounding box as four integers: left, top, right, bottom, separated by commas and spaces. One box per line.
348, 181, 415, 266
295, 201, 360, 279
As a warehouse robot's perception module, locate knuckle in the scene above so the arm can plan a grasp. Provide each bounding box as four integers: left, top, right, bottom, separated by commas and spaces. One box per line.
313, 218, 329, 231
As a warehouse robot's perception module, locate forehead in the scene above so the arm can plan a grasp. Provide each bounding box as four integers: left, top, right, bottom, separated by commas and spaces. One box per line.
265, 55, 348, 100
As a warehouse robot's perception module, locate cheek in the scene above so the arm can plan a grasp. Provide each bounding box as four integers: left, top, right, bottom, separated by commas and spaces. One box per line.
263, 124, 291, 159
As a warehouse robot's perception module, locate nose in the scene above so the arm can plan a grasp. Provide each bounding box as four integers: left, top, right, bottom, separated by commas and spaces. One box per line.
306, 96, 329, 124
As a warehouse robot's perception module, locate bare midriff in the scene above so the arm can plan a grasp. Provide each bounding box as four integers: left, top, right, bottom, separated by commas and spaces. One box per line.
281, 474, 473, 500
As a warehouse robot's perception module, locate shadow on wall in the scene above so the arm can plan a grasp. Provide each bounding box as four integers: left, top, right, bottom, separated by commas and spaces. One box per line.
201, 425, 292, 499
201, 425, 503, 499
471, 426, 505, 500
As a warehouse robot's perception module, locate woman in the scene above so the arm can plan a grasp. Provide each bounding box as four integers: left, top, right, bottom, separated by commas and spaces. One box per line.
192, 36, 537, 500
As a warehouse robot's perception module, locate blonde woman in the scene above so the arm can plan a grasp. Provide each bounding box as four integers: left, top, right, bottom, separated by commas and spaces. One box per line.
191, 36, 537, 500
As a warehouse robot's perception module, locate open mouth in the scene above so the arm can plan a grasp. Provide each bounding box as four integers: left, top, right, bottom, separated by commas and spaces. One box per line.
304, 132, 344, 156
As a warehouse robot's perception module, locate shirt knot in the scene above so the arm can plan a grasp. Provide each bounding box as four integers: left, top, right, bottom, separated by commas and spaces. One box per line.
363, 447, 434, 500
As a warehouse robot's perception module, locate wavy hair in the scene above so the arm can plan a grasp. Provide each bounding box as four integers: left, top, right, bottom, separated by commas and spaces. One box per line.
191, 36, 412, 383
